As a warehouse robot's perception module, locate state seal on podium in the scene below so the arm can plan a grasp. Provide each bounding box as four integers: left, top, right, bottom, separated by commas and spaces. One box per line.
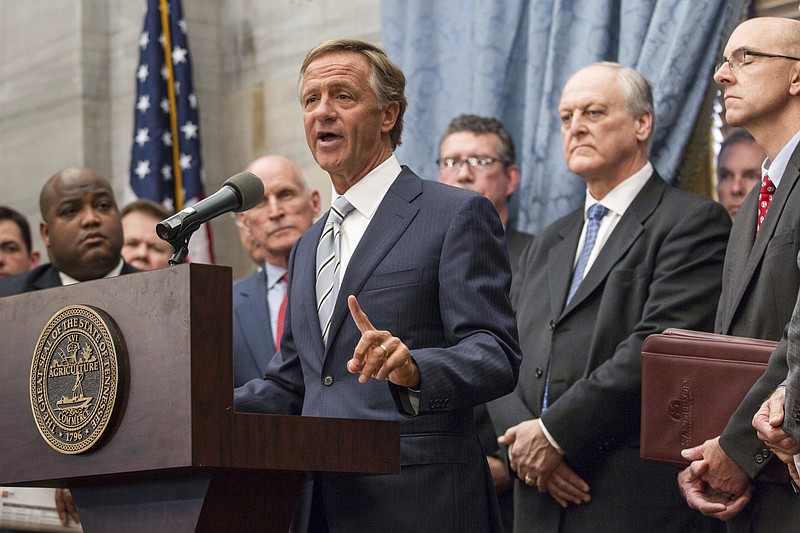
29, 305, 126, 454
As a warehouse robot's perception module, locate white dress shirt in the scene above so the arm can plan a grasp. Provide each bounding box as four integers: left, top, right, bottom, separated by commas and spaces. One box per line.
59, 259, 124, 286
264, 261, 288, 343
333, 154, 402, 281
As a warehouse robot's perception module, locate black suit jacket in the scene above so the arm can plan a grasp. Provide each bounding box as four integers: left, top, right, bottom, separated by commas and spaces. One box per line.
715, 142, 800, 529
489, 173, 730, 532
0, 262, 138, 296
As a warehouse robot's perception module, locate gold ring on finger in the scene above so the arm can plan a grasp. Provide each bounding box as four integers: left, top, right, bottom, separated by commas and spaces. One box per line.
524, 474, 534, 486
379, 344, 389, 358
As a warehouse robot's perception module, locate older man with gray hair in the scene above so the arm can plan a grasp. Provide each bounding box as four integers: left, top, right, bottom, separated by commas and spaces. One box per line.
490, 62, 730, 532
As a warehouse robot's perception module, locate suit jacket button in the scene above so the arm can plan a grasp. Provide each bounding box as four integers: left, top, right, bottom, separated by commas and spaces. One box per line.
755, 453, 764, 464
323, 375, 334, 386
549, 320, 557, 330
535, 367, 543, 378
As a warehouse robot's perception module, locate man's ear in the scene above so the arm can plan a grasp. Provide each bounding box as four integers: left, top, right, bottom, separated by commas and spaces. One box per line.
789, 64, 800, 96
505, 164, 521, 197
381, 101, 400, 134
39, 221, 50, 248
634, 112, 653, 142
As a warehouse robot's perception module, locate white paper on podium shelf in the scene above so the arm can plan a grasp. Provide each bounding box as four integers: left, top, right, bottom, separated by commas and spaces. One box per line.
0, 487, 82, 532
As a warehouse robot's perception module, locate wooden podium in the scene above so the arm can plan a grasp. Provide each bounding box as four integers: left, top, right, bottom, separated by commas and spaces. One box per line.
0, 264, 400, 532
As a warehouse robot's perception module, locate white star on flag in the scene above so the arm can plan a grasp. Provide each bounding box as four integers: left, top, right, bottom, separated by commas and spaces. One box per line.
172, 46, 187, 64
162, 165, 173, 180
139, 32, 149, 49
188, 93, 197, 109
162, 131, 172, 146
160, 98, 170, 113
178, 19, 187, 33
161, 66, 168, 80
179, 153, 193, 170
137, 64, 149, 82
134, 160, 151, 179
135, 128, 151, 147
136, 95, 151, 113
180, 121, 198, 140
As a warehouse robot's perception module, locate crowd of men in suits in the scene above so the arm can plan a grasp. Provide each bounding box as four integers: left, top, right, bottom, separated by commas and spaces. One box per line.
6, 14, 800, 533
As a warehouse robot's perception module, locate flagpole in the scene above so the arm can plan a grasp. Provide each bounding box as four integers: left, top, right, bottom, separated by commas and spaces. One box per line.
159, 0, 184, 211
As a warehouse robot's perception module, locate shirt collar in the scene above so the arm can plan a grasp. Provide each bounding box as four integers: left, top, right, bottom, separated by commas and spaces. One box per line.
763, 129, 800, 188
264, 260, 287, 290
330, 154, 402, 221
58, 258, 125, 286
583, 161, 653, 218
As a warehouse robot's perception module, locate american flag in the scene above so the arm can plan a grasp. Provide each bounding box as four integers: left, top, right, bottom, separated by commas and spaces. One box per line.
129, 0, 213, 263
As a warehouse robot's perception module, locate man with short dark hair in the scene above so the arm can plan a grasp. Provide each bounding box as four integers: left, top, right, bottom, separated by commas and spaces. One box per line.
437, 114, 532, 532
491, 62, 730, 532
0, 166, 135, 296
438, 114, 533, 278
716, 128, 764, 220
0, 206, 40, 277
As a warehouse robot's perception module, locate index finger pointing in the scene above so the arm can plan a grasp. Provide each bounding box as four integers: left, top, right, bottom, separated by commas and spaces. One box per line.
348, 295, 375, 333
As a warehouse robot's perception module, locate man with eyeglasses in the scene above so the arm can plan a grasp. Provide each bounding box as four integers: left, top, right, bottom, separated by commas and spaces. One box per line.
489, 62, 730, 532
438, 114, 533, 281
437, 114, 534, 533
678, 17, 800, 532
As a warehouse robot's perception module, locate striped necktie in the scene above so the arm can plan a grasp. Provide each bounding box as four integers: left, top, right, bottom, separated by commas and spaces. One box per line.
316, 196, 355, 343
566, 203, 608, 304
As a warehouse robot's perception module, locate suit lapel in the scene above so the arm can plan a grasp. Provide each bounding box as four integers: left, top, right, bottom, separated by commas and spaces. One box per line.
561, 174, 664, 317
325, 169, 422, 353
32, 265, 64, 290
721, 155, 800, 334
547, 211, 583, 318
236, 272, 273, 369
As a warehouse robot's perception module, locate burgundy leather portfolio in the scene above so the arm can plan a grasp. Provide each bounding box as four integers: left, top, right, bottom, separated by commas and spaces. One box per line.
640, 328, 776, 469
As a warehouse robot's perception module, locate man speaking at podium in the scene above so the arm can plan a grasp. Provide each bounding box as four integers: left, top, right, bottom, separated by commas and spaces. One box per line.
235, 39, 521, 532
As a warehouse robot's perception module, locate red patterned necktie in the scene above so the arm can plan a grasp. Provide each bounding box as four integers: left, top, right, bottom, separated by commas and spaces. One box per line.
757, 175, 775, 233
275, 273, 288, 351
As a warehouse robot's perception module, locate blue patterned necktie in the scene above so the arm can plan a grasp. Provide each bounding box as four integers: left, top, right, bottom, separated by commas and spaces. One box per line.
543, 203, 608, 411
566, 203, 608, 304
316, 196, 355, 343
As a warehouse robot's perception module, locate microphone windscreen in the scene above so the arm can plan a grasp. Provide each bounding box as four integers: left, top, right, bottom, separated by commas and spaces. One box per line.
225, 171, 264, 212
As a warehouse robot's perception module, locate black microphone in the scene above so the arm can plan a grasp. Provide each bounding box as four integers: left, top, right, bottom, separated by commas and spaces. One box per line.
156, 172, 264, 242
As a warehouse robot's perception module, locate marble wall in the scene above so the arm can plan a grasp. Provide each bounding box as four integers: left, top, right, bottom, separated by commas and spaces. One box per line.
0, 0, 382, 279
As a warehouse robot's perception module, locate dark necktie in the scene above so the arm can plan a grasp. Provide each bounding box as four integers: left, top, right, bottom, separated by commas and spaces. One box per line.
316, 196, 355, 343
757, 175, 775, 233
275, 273, 288, 351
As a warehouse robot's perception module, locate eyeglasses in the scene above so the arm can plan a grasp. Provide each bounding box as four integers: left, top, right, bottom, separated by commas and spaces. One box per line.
717, 49, 800, 72
437, 156, 503, 173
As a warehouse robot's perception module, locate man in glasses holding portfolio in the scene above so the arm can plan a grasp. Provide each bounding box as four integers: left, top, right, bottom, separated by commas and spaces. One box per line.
678, 17, 800, 532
